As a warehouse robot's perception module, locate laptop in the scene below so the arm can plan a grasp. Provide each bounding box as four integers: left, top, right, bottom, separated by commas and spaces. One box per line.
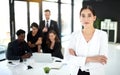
32, 53, 53, 63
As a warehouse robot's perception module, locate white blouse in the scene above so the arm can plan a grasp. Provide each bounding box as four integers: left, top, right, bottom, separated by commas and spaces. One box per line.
67, 29, 108, 75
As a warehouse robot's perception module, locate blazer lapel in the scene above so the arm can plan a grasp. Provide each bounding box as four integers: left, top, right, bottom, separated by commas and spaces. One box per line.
50, 20, 53, 27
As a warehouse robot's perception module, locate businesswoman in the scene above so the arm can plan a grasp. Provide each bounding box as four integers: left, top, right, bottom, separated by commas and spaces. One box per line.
27, 22, 42, 53
68, 5, 108, 75
44, 30, 63, 59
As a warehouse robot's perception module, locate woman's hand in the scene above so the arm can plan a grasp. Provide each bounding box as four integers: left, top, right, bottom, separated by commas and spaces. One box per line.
50, 41, 55, 49
35, 37, 42, 45
86, 55, 107, 65
28, 42, 36, 48
42, 27, 48, 32
69, 49, 76, 56
38, 45, 41, 53
21, 53, 32, 59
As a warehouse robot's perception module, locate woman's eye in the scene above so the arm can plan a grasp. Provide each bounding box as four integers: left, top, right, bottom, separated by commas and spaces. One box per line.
88, 14, 92, 17
81, 14, 85, 18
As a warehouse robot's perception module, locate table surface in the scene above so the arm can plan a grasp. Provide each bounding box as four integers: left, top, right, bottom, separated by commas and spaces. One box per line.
7, 56, 70, 75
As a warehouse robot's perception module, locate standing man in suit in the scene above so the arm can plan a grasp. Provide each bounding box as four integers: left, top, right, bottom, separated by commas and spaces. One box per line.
39, 9, 60, 53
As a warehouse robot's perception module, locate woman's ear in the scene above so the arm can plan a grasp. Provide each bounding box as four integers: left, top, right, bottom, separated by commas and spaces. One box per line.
94, 16, 97, 21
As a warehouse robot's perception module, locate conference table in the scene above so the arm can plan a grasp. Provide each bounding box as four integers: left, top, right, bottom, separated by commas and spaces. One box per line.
7, 55, 70, 75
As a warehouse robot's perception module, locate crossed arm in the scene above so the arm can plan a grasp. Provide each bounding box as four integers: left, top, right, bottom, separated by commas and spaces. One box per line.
28, 37, 42, 52
69, 48, 107, 65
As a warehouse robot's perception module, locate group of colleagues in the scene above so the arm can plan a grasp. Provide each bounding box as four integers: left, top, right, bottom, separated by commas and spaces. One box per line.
6, 9, 63, 63
6, 5, 108, 75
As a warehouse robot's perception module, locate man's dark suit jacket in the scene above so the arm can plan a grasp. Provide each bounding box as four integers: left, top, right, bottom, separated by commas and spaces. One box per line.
39, 20, 60, 53
39, 20, 60, 38
6, 40, 32, 61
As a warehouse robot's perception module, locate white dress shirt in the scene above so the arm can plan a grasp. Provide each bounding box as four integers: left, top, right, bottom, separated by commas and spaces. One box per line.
45, 19, 51, 27
67, 29, 108, 75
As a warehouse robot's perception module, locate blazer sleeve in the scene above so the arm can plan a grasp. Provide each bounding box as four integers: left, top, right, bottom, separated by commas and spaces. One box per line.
25, 42, 32, 55
49, 42, 63, 59
6, 42, 21, 60
39, 21, 45, 31
51, 21, 60, 38
54, 22, 60, 38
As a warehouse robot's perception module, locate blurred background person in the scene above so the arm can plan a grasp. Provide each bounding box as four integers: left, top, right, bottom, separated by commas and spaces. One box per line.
44, 30, 63, 59
6, 29, 32, 62
39, 9, 60, 52
27, 22, 42, 53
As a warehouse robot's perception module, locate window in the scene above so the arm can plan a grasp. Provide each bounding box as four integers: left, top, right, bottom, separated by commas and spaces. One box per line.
74, 0, 83, 31
15, 1, 28, 40
61, 4, 71, 36
42, 1, 58, 21
0, 0, 10, 60
30, 2, 39, 25
61, 0, 71, 4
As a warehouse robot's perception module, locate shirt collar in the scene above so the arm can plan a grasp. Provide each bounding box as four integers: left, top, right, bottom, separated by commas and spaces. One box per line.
45, 19, 51, 22
45, 19, 51, 27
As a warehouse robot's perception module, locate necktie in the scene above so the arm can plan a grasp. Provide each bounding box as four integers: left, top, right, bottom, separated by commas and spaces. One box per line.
46, 21, 48, 28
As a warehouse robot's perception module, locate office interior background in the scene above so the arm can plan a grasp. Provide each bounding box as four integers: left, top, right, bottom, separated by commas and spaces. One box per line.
0, 0, 120, 75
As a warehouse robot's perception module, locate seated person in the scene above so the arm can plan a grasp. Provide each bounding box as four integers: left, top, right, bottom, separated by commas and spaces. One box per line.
43, 30, 63, 59
27, 22, 43, 53
6, 29, 32, 62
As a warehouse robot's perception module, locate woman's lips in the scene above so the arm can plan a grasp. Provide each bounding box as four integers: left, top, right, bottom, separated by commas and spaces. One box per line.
84, 22, 89, 24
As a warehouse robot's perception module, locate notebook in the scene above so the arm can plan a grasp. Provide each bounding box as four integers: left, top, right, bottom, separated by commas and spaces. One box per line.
32, 53, 53, 63
49, 62, 63, 69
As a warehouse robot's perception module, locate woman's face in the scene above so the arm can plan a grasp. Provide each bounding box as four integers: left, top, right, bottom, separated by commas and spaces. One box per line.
80, 9, 96, 28
32, 27, 38, 34
49, 33, 56, 41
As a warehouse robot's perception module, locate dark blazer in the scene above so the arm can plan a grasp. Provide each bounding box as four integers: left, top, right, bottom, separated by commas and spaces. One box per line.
6, 40, 32, 61
43, 42, 63, 59
39, 20, 60, 38
39, 20, 60, 53
27, 30, 43, 52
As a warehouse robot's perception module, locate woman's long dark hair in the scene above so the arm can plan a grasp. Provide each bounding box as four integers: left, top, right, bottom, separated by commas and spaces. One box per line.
46, 30, 60, 48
